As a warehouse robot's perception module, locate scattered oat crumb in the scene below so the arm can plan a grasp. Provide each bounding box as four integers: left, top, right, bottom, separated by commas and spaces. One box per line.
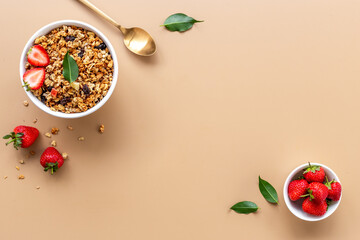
51, 127, 59, 135
33, 118, 38, 124
16, 166, 20, 171
51, 140, 57, 147
25, 154, 30, 159
30, 150, 35, 155
62, 152, 68, 160
23, 100, 29, 107
78, 136, 85, 141
18, 175, 25, 180
36, 186, 40, 189
44, 132, 51, 138
4, 176, 8, 179
99, 124, 105, 133
19, 160, 24, 164
67, 125, 73, 131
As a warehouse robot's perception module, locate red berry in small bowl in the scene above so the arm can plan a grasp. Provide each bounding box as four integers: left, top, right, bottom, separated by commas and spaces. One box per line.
302, 182, 328, 203
303, 162, 325, 183
325, 177, 342, 201
288, 179, 309, 201
302, 197, 327, 216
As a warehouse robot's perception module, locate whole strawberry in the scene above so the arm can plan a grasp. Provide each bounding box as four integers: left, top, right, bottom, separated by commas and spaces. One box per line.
40, 147, 64, 175
302, 197, 327, 216
303, 182, 328, 203
303, 163, 325, 183
325, 177, 342, 201
288, 179, 309, 201
3, 125, 39, 149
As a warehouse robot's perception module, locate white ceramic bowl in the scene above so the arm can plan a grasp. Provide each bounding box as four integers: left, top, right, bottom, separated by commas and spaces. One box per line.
19, 20, 118, 119
283, 163, 342, 221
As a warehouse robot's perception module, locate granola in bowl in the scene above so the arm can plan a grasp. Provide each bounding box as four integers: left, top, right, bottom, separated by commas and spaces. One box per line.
24, 25, 114, 113
20, 20, 118, 118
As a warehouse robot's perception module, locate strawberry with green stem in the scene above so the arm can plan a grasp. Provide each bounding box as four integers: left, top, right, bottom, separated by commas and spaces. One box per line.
40, 147, 64, 175
3, 125, 39, 149
301, 182, 328, 203
302, 197, 327, 216
288, 178, 309, 201
303, 162, 325, 183
325, 176, 342, 201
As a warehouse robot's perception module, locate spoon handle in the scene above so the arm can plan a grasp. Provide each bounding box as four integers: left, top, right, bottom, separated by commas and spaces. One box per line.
77, 0, 121, 29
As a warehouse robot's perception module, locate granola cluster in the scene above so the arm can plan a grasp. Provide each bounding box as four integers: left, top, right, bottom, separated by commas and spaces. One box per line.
25, 25, 114, 113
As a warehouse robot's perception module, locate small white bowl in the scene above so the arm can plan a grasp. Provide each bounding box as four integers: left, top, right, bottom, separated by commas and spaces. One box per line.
283, 163, 342, 221
19, 20, 118, 119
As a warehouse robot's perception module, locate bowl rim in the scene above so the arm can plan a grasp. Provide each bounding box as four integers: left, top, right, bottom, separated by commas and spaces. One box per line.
283, 162, 342, 221
19, 19, 118, 119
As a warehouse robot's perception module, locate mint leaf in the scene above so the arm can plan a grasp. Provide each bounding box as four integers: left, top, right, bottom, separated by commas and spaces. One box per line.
259, 176, 279, 204
63, 51, 79, 83
230, 201, 258, 214
162, 13, 203, 32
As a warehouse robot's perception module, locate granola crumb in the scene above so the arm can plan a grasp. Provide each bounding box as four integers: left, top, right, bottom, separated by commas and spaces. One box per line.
19, 160, 24, 164
36, 186, 40, 189
51, 127, 59, 135
99, 124, 105, 133
4, 176, 8, 179
18, 175, 25, 180
16, 166, 20, 171
51, 140, 57, 147
67, 125, 73, 131
62, 152, 68, 160
45, 132, 51, 138
25, 154, 30, 159
30, 150, 35, 155
78, 136, 85, 141
23, 100, 29, 107
33, 118, 38, 124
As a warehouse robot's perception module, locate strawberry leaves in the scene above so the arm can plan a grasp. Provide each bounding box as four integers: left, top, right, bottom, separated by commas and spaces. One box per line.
3, 132, 24, 150
303, 162, 321, 174
259, 176, 279, 204
230, 201, 258, 214
63, 51, 79, 83
162, 13, 203, 32
44, 162, 59, 175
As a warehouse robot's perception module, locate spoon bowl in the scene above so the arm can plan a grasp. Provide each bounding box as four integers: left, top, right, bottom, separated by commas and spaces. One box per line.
121, 27, 156, 56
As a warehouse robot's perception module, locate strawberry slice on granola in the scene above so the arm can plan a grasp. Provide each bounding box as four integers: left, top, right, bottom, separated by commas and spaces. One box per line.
27, 45, 49, 67
23, 68, 45, 90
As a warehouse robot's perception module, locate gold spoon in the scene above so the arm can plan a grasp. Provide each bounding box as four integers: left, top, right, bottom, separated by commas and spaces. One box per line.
77, 0, 156, 56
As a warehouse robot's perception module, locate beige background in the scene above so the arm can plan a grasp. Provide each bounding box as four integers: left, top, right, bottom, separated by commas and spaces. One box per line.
0, 0, 359, 239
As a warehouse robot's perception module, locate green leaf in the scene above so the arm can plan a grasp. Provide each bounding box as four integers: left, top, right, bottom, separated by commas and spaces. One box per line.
259, 176, 279, 204
326, 199, 332, 210
303, 162, 321, 174
230, 201, 258, 214
3, 135, 11, 139
63, 51, 79, 83
162, 13, 203, 32
15, 133, 24, 137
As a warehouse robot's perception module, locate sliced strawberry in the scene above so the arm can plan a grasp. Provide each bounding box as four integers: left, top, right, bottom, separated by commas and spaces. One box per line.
51, 88, 58, 97
27, 45, 50, 67
23, 68, 45, 90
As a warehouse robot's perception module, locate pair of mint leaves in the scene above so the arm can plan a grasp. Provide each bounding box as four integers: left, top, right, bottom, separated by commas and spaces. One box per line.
231, 176, 279, 214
